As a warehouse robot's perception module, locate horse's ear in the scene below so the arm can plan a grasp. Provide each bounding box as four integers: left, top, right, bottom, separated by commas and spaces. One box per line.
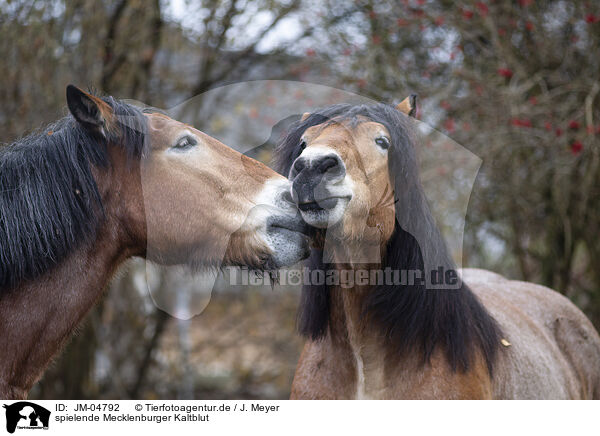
396, 94, 418, 118
301, 112, 311, 122
66, 85, 113, 137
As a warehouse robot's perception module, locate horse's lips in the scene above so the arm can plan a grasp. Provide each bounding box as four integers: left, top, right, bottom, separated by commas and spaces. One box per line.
297, 196, 348, 212
265, 213, 311, 267
267, 213, 311, 236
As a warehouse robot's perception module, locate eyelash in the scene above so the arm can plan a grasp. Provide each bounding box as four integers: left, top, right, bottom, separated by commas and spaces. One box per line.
375, 137, 390, 149
174, 135, 198, 150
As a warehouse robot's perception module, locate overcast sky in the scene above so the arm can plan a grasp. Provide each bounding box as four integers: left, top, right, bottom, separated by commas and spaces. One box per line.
166, 0, 305, 53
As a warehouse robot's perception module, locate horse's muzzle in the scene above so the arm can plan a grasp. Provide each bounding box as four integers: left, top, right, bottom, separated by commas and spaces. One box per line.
257, 178, 311, 268
290, 153, 346, 205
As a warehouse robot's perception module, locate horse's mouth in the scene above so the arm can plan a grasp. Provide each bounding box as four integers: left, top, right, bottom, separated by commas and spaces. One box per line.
264, 213, 311, 268
298, 196, 351, 212
268, 213, 311, 235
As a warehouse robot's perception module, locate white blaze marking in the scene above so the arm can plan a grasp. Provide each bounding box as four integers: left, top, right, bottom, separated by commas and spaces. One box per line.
355, 350, 367, 400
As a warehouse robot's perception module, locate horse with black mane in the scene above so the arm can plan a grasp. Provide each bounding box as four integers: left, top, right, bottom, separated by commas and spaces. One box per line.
275, 97, 600, 399
0, 85, 309, 399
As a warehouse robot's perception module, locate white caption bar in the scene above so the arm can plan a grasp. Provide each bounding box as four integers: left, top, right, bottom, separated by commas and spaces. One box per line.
0, 400, 596, 436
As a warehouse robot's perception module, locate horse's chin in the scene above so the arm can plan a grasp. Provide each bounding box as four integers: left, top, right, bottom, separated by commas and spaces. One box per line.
265, 229, 310, 269
263, 214, 311, 269
299, 197, 349, 229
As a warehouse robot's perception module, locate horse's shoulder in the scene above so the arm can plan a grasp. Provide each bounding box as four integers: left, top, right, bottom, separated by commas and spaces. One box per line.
398, 350, 493, 399
290, 340, 356, 399
461, 268, 600, 399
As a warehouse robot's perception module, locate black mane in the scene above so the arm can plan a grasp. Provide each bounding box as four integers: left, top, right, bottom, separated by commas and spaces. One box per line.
275, 103, 502, 374
0, 96, 147, 290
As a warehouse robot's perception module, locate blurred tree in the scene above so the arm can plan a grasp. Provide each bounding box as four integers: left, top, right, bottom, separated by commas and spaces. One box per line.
316, 0, 600, 326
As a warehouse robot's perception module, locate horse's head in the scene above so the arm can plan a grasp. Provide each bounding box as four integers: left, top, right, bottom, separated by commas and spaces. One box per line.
66, 85, 309, 270
284, 96, 417, 247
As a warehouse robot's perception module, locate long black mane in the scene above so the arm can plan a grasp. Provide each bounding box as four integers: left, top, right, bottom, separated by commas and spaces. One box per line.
0, 96, 147, 290
275, 103, 502, 374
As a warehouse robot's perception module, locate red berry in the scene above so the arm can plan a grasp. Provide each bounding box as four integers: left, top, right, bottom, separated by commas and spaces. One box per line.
570, 141, 583, 155
476, 2, 489, 16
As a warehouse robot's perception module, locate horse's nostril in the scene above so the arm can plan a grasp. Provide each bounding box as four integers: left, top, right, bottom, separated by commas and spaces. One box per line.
293, 158, 306, 174
291, 153, 344, 186
319, 156, 338, 172
317, 155, 342, 175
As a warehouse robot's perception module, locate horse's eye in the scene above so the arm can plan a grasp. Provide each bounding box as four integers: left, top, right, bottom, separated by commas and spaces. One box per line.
299, 140, 307, 151
173, 135, 198, 150
375, 136, 390, 150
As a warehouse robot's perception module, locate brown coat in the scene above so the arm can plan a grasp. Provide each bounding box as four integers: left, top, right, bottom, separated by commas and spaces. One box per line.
291, 269, 600, 399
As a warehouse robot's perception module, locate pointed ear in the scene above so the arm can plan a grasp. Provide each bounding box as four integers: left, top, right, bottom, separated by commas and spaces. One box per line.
66, 85, 114, 136
301, 112, 311, 122
396, 94, 418, 118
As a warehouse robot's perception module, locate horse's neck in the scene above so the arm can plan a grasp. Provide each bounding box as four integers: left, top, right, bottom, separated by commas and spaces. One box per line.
0, 221, 134, 398
327, 263, 389, 399
325, 239, 385, 348
328, 275, 376, 354
324, 228, 416, 398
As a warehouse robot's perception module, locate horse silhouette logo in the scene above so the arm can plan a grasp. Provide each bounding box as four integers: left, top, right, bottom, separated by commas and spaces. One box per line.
2, 402, 50, 433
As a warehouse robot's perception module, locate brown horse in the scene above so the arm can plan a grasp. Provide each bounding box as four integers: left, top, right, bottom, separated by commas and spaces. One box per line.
275, 97, 600, 399
0, 85, 309, 399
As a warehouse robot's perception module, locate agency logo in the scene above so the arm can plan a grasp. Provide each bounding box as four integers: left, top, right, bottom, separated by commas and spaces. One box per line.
2, 402, 50, 433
